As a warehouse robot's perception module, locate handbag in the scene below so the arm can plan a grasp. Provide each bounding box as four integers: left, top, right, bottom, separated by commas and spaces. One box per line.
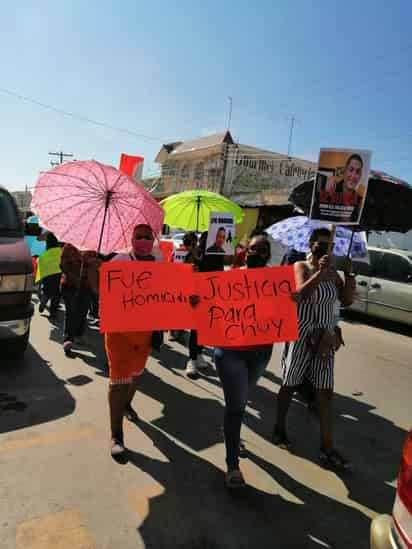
303, 261, 345, 359
307, 325, 344, 359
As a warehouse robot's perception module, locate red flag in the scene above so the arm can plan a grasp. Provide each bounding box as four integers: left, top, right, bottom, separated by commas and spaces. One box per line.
119, 154, 144, 181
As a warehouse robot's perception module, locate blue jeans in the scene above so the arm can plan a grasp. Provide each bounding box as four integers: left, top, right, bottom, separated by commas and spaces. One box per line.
214, 347, 272, 470
62, 285, 92, 342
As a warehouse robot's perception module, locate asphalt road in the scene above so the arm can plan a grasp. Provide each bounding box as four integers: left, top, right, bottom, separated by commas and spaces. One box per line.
1, 303, 411, 549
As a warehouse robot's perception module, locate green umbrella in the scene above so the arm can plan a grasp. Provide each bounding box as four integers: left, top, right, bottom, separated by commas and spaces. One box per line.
160, 190, 244, 232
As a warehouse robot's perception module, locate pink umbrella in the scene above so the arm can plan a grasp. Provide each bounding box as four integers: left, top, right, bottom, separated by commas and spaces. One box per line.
31, 160, 164, 255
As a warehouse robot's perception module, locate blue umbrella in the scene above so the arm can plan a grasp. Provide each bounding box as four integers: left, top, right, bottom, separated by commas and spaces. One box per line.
267, 216, 367, 258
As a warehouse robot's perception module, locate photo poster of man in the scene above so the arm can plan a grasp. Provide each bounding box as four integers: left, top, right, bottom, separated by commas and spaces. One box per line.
206, 212, 235, 255
310, 148, 372, 225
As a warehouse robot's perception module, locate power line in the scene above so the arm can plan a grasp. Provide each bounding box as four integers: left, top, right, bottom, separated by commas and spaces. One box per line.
49, 150, 74, 166
0, 86, 167, 143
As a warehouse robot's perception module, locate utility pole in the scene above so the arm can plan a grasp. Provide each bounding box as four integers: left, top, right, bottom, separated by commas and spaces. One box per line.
227, 96, 233, 131
48, 150, 73, 167
287, 116, 295, 159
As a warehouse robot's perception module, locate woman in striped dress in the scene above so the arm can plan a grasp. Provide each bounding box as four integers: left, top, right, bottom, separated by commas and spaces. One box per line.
273, 228, 356, 469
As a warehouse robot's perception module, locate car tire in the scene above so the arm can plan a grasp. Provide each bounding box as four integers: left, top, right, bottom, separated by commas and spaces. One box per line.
2, 331, 30, 359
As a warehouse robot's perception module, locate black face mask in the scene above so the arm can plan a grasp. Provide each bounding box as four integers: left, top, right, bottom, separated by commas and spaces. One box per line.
313, 242, 329, 258
246, 254, 268, 268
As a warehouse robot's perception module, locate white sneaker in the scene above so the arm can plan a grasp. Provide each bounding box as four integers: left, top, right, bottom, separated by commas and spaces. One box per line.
185, 359, 198, 378
196, 355, 208, 370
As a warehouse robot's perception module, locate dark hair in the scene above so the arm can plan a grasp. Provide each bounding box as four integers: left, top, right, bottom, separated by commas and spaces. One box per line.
183, 231, 197, 247
248, 233, 271, 256
309, 227, 331, 243
345, 154, 363, 170
217, 227, 226, 234
46, 232, 59, 250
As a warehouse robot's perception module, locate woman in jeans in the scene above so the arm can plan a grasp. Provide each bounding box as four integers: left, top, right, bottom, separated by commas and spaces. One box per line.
214, 233, 272, 489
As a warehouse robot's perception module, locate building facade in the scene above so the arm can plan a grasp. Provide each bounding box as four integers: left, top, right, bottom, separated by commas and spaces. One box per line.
151, 131, 316, 207
12, 190, 32, 214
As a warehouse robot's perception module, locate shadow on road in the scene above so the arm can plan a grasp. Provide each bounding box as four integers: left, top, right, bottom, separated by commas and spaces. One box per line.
0, 344, 75, 434
138, 369, 224, 452
341, 310, 411, 337
128, 419, 371, 549
244, 370, 406, 515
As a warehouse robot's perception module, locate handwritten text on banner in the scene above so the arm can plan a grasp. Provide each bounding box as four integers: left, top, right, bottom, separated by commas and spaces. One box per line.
195, 266, 298, 347
100, 262, 195, 332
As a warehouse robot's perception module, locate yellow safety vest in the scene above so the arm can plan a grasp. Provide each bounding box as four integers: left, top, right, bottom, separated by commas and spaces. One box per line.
35, 247, 62, 282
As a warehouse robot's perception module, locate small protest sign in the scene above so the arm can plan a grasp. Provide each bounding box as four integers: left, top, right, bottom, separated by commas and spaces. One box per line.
195, 266, 298, 347
310, 148, 372, 225
206, 212, 235, 255
100, 262, 195, 332
173, 248, 188, 263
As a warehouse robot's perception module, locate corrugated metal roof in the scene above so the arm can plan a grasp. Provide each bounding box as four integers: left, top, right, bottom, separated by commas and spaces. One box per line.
170, 131, 233, 155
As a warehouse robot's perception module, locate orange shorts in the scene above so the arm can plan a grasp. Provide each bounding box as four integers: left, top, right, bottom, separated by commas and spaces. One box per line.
105, 331, 152, 385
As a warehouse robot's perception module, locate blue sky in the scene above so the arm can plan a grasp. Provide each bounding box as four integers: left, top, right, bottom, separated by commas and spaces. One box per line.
1, 0, 412, 191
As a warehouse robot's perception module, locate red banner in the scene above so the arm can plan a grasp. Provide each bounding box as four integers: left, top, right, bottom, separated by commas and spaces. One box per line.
100, 261, 195, 332
195, 266, 298, 347
119, 154, 144, 180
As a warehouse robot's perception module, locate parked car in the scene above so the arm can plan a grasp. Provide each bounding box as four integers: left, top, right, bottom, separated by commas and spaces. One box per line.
0, 187, 34, 357
337, 247, 412, 326
370, 429, 412, 548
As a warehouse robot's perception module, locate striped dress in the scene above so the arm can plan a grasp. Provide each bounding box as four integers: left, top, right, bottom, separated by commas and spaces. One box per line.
282, 278, 338, 390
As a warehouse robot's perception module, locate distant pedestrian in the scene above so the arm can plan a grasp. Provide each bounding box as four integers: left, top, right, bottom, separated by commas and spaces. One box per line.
37, 232, 62, 319
60, 243, 100, 355
185, 231, 223, 378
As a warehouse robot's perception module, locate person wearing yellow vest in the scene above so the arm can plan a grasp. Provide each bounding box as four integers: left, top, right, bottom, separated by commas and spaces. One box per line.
36, 232, 62, 319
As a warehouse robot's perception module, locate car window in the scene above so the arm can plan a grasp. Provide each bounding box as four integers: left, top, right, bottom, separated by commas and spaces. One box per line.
351, 260, 372, 277
381, 253, 412, 283
0, 189, 20, 232
334, 255, 372, 276
369, 250, 385, 278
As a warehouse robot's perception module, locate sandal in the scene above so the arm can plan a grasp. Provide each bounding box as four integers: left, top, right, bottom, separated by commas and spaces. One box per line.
125, 404, 139, 423
271, 429, 291, 450
320, 448, 352, 471
225, 469, 246, 489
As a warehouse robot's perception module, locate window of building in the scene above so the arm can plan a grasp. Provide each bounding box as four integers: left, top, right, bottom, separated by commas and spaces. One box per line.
194, 163, 204, 181
180, 164, 189, 179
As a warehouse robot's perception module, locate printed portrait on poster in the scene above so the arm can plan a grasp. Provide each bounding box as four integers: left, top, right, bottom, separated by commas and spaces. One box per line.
206, 212, 235, 255
310, 149, 372, 225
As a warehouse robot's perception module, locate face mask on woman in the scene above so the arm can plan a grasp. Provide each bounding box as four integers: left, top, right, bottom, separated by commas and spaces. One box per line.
132, 238, 154, 257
